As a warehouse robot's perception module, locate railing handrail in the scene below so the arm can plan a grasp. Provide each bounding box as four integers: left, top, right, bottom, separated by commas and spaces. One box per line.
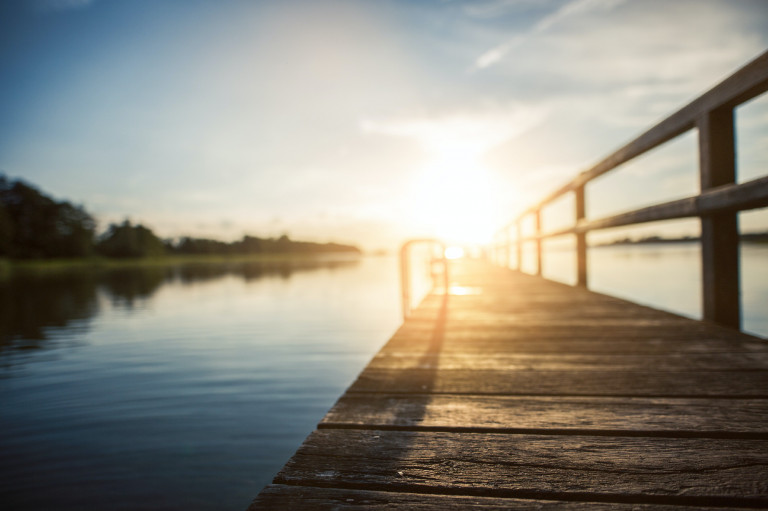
515, 174, 768, 240
400, 239, 448, 320
513, 50, 768, 221
493, 49, 768, 330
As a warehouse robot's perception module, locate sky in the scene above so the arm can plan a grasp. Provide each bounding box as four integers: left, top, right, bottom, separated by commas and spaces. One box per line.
1, 0, 767, 250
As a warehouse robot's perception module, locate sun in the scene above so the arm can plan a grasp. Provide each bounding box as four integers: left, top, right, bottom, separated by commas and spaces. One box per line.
444, 246, 465, 259
408, 139, 499, 244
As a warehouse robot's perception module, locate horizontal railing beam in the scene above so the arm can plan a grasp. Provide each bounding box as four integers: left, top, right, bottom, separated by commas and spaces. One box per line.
516, 175, 768, 242
497, 51, 768, 331
515, 50, 768, 219
698, 174, 768, 212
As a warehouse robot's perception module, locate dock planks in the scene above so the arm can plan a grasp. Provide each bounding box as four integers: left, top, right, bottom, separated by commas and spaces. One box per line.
249, 259, 768, 509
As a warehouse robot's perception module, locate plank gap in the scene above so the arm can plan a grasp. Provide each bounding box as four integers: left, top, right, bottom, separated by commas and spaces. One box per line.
269, 479, 768, 509
316, 423, 768, 440
344, 390, 768, 399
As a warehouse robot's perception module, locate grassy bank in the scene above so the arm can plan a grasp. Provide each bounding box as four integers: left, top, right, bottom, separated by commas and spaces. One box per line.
0, 252, 362, 278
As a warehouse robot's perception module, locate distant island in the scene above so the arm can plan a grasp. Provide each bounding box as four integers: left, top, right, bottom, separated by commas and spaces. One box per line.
601, 233, 768, 246
0, 174, 361, 261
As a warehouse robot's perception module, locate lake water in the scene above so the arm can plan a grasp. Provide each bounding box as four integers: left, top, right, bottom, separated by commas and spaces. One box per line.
0, 257, 403, 511
1, 248, 766, 510
536, 242, 768, 338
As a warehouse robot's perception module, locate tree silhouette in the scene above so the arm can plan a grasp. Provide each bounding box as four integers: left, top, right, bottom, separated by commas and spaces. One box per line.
0, 174, 361, 260
96, 220, 165, 258
0, 175, 95, 258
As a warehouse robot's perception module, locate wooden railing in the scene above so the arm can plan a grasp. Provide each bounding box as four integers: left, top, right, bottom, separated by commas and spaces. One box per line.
492, 50, 768, 330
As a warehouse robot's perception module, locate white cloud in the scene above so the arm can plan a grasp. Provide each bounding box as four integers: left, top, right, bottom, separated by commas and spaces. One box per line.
473, 0, 628, 70
360, 104, 548, 156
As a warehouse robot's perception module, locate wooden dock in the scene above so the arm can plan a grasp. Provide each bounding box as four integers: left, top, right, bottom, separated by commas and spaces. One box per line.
250, 259, 768, 509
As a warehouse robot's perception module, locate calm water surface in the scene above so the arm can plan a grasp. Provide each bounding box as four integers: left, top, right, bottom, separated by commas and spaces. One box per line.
2, 248, 766, 510
540, 242, 768, 338
0, 257, 402, 510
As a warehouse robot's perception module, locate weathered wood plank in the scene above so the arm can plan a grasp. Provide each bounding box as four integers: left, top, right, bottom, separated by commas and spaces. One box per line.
393, 321, 768, 349
250, 485, 754, 510
402, 302, 744, 327
404, 317, 710, 328
698, 174, 768, 213
349, 368, 768, 397
382, 335, 768, 355
275, 429, 768, 505
408, 291, 677, 311
367, 351, 768, 371
252, 259, 768, 507
321, 394, 768, 436
399, 308, 752, 335
537, 176, 768, 239
393, 321, 744, 337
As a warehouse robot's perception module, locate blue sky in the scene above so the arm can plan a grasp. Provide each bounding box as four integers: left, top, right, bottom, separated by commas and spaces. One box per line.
1, 0, 767, 249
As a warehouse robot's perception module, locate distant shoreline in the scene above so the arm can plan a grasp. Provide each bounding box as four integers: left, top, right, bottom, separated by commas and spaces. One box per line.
599, 232, 768, 246
0, 252, 363, 278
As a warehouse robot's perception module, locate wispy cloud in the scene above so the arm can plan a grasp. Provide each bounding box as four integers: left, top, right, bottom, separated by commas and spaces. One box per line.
360, 104, 548, 156
472, 0, 627, 70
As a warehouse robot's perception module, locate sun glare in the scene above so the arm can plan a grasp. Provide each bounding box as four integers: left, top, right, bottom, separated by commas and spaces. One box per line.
409, 136, 499, 244
444, 246, 465, 259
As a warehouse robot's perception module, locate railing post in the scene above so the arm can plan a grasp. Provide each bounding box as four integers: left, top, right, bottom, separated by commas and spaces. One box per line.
504, 226, 511, 268
516, 220, 523, 271
575, 185, 588, 287
400, 239, 449, 320
535, 210, 542, 276
697, 107, 740, 328
399, 243, 411, 320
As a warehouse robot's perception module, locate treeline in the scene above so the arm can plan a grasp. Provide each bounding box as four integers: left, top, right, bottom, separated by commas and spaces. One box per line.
0, 175, 95, 258
170, 234, 361, 256
0, 175, 360, 259
605, 233, 768, 246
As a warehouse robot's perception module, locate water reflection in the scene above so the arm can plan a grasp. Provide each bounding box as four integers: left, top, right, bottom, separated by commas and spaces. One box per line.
0, 258, 359, 360
0, 255, 397, 511
172, 259, 356, 284
100, 267, 169, 307
0, 272, 98, 354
